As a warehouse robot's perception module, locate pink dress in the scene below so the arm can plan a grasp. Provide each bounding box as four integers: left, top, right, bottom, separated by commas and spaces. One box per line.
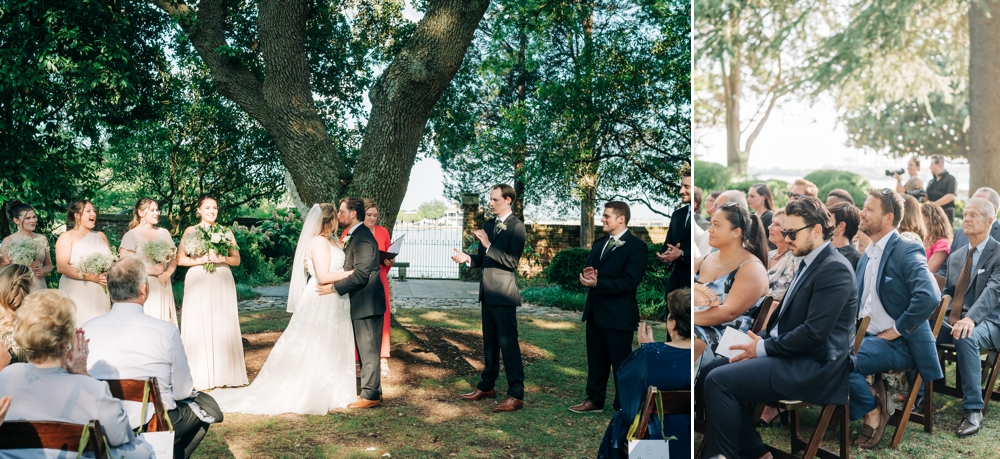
926, 238, 951, 259
120, 228, 177, 326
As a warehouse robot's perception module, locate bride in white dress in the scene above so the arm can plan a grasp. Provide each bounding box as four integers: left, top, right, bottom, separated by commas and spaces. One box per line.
211, 204, 358, 415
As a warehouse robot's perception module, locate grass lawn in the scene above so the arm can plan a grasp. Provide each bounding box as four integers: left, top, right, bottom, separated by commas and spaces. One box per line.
694, 362, 1000, 458
193, 307, 618, 458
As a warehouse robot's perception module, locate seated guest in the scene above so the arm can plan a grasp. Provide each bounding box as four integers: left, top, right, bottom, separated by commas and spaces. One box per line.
950, 187, 1000, 254
693, 202, 769, 374
748, 183, 776, 249
848, 188, 942, 448
597, 289, 692, 459
826, 188, 856, 207
719, 190, 749, 211
83, 256, 217, 459
693, 187, 710, 230
829, 202, 862, 270
0, 290, 153, 458
898, 194, 926, 245
764, 210, 801, 303
788, 179, 819, 202
933, 198, 1000, 437
705, 191, 722, 219
699, 197, 857, 459
0, 264, 33, 369
922, 202, 953, 274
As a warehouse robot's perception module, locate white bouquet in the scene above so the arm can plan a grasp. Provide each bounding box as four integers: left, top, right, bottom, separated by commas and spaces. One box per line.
6, 238, 47, 266
76, 250, 118, 294
184, 225, 235, 273
139, 239, 174, 264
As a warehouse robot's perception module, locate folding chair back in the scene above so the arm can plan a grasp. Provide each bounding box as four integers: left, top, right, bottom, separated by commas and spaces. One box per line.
0, 420, 108, 458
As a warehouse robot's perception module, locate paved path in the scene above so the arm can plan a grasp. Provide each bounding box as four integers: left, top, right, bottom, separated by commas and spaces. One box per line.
245, 279, 579, 320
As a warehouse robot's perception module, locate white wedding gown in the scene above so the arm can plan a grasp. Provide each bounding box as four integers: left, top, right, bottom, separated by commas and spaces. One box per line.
211, 244, 357, 415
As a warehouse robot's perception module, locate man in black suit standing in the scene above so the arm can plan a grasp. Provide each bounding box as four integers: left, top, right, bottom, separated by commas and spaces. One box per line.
658, 166, 691, 298
699, 197, 858, 459
319, 197, 386, 409
451, 184, 527, 412
569, 201, 648, 413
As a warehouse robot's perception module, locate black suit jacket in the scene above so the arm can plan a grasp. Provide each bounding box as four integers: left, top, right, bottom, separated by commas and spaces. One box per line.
333, 224, 386, 320
663, 205, 691, 293
469, 214, 526, 307
582, 230, 649, 331
762, 243, 858, 406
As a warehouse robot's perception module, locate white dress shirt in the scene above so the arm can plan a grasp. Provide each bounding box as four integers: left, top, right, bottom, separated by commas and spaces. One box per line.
757, 241, 829, 357
860, 231, 898, 335
468, 211, 512, 266
601, 227, 629, 256
83, 303, 195, 429
347, 221, 364, 236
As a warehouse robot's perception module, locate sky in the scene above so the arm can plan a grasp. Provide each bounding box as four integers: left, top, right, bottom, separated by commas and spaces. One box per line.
694, 98, 971, 196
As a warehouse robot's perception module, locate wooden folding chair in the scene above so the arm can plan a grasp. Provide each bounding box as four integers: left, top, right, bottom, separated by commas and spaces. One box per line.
757, 316, 871, 459
103, 377, 170, 432
875, 295, 950, 447
934, 274, 946, 292
633, 387, 690, 440
0, 419, 109, 458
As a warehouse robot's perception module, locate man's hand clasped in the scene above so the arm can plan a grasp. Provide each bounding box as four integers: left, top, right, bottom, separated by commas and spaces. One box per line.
657, 243, 681, 263
579, 266, 598, 288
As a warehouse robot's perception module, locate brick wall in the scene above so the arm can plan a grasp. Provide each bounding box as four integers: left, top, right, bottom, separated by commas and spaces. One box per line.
519, 224, 669, 276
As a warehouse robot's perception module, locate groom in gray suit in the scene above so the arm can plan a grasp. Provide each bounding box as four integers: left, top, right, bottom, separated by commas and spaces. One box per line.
319, 197, 385, 409
937, 197, 1000, 436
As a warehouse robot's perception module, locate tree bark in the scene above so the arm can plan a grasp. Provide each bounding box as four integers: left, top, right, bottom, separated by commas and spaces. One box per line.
968, 1, 1000, 193
512, 23, 528, 221
580, 174, 597, 248
350, 0, 492, 234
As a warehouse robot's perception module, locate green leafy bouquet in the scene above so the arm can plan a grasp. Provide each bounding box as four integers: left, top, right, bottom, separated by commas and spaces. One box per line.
6, 238, 47, 266
184, 225, 235, 273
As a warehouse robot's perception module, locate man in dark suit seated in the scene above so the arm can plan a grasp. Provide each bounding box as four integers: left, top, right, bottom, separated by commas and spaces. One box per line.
699, 197, 857, 459
933, 197, 1000, 436
848, 188, 943, 448
569, 201, 649, 413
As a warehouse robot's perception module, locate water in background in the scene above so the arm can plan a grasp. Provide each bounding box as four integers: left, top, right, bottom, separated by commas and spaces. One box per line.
388, 223, 462, 279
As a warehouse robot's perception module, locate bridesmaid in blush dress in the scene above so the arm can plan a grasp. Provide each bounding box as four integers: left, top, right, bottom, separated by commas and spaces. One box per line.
0, 203, 53, 291
119, 198, 178, 326
177, 195, 248, 390
55, 199, 112, 327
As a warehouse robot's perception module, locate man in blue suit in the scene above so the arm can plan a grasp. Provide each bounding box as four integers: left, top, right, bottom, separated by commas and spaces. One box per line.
849, 188, 943, 449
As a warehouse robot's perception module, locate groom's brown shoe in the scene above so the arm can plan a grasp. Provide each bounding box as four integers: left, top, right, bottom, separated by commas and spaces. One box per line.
493, 396, 523, 412
348, 398, 381, 409
460, 388, 497, 401
568, 399, 602, 413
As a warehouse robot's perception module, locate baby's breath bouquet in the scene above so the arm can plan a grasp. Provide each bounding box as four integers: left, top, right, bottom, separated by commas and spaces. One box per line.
185, 225, 235, 273
139, 239, 174, 264
76, 249, 119, 294
6, 238, 47, 266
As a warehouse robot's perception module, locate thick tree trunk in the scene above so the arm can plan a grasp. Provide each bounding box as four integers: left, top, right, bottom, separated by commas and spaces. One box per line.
512, 24, 528, 221
580, 175, 597, 248
724, 51, 748, 176
968, 1, 1000, 194
350, 0, 492, 234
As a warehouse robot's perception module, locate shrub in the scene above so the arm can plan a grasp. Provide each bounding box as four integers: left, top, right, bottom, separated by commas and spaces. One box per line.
804, 169, 870, 194
819, 179, 867, 206
544, 248, 591, 290
694, 160, 732, 193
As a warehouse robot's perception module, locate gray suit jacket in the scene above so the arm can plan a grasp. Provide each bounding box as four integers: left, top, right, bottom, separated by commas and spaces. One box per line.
943, 236, 1000, 337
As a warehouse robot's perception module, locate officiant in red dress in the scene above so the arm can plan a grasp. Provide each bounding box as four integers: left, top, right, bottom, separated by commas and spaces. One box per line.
341, 198, 394, 377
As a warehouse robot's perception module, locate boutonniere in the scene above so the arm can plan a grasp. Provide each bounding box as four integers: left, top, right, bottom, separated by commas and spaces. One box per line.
496, 221, 507, 232
610, 238, 625, 249
342, 235, 352, 247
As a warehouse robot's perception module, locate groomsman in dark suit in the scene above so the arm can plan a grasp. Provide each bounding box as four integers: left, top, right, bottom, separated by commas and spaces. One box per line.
319, 197, 386, 409
848, 188, 941, 448
700, 197, 857, 459
569, 202, 649, 413
658, 166, 692, 297
451, 184, 527, 412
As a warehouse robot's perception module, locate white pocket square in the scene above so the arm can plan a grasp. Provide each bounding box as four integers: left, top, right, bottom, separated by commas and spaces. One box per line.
979, 269, 986, 274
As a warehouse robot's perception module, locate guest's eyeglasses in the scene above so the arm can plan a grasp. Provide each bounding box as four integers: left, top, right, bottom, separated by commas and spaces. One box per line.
781, 225, 813, 241
787, 192, 807, 200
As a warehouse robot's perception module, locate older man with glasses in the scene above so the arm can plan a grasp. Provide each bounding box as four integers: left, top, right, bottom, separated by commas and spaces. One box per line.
847, 188, 942, 449
787, 179, 819, 202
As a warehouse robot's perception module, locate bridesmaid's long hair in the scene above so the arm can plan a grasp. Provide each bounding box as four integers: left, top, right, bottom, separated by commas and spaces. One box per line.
319, 203, 338, 237
66, 199, 95, 227
129, 198, 156, 230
